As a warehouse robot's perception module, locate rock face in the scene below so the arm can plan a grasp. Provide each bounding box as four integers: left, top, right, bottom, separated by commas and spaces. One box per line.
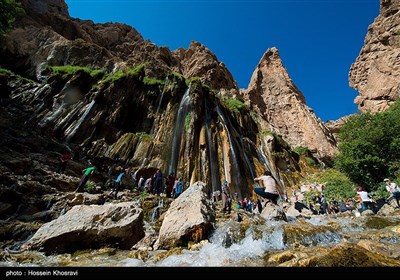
349, 0, 400, 113
173, 41, 238, 90
242, 48, 337, 161
154, 181, 215, 250
0, 0, 341, 203
22, 202, 144, 253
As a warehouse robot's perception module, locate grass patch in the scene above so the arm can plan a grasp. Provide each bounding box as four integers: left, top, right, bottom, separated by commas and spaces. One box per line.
226, 98, 246, 113
0, 67, 12, 76
47, 65, 105, 79
143, 77, 164, 87
293, 146, 309, 156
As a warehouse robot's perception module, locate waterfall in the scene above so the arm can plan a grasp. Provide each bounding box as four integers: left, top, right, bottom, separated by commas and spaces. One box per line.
150, 199, 164, 222
216, 107, 241, 190
167, 87, 191, 175
200, 148, 207, 182
258, 145, 285, 190
38, 101, 66, 128
150, 77, 168, 135
64, 100, 95, 143
205, 99, 220, 192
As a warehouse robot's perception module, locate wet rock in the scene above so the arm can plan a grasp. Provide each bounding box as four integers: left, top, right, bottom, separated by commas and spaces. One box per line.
22, 201, 144, 254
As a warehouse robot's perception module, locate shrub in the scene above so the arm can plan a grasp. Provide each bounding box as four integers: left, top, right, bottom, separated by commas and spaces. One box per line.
293, 146, 309, 155
0, 67, 12, 76
309, 168, 356, 201
0, 0, 25, 34
335, 100, 400, 190
84, 180, 97, 194
226, 98, 246, 114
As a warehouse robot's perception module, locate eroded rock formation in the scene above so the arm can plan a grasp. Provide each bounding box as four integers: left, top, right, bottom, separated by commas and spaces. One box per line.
349, 0, 400, 113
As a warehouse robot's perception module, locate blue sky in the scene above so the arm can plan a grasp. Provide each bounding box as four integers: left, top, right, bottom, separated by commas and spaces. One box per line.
65, 0, 379, 122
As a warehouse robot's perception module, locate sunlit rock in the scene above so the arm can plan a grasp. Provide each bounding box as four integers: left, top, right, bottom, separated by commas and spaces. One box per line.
154, 182, 215, 249
22, 202, 144, 253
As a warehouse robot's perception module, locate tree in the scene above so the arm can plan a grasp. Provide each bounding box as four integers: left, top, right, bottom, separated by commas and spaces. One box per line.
334, 100, 400, 190
0, 0, 24, 35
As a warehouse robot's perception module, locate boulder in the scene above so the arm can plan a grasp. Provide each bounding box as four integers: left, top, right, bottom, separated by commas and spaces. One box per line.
154, 181, 215, 249
22, 201, 144, 253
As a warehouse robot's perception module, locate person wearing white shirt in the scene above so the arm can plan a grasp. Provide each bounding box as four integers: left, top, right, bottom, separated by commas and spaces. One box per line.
356, 186, 374, 212
384, 178, 400, 208
254, 170, 280, 205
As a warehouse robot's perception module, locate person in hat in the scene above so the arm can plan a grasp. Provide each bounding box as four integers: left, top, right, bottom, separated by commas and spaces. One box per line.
384, 178, 400, 208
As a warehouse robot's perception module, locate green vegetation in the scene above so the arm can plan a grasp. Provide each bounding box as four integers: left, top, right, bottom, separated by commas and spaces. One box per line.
334, 100, 400, 190
260, 130, 273, 136
309, 169, 356, 201
143, 77, 164, 87
395, 30, 400, 36
126, 64, 145, 77
225, 98, 246, 114
293, 146, 309, 156
271, 132, 291, 151
170, 72, 185, 82
140, 189, 148, 203
0, 67, 12, 76
47, 65, 105, 79
184, 113, 192, 132
370, 183, 389, 200
305, 157, 317, 166
102, 70, 125, 84
0, 0, 25, 34
83, 180, 97, 194
135, 132, 153, 142
101, 64, 146, 85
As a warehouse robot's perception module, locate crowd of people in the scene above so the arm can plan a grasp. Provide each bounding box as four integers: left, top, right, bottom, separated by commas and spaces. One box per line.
58, 149, 400, 216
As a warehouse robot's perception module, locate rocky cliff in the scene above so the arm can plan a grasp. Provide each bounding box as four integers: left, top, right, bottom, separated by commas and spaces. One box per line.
242, 48, 337, 162
349, 0, 400, 113
0, 0, 339, 201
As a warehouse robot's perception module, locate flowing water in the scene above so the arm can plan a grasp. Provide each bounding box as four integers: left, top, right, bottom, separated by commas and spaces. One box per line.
167, 87, 191, 175
204, 99, 220, 192
4, 211, 400, 267
64, 100, 96, 143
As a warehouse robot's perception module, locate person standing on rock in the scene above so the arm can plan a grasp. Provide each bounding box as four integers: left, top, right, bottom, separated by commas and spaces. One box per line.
384, 178, 400, 208
75, 165, 95, 192
174, 177, 184, 199
153, 169, 163, 196
110, 168, 125, 199
56, 151, 72, 174
137, 175, 145, 191
221, 181, 231, 214
166, 172, 175, 198
254, 170, 280, 205
356, 185, 374, 212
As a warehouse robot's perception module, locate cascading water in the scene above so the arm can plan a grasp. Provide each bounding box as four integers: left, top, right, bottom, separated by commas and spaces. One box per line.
167, 87, 191, 175
150, 199, 164, 222
38, 101, 66, 128
200, 148, 207, 182
64, 100, 96, 143
3, 214, 400, 267
257, 144, 285, 189
216, 106, 242, 192
205, 99, 220, 192
150, 77, 168, 135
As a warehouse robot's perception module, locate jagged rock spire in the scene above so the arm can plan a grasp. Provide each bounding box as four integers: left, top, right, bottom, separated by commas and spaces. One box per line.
243, 47, 337, 161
